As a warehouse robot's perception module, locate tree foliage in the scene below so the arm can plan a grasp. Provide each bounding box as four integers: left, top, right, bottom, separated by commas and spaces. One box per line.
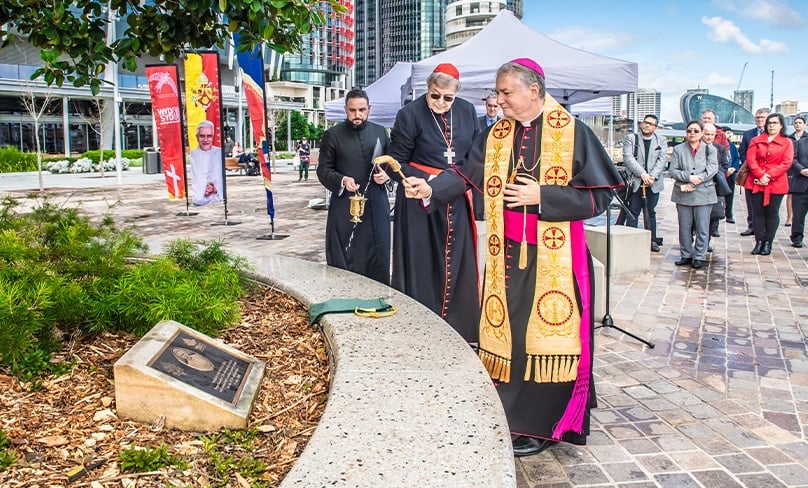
0, 0, 344, 94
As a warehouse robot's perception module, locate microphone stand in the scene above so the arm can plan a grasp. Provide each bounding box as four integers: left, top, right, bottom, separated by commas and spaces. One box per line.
595, 191, 655, 349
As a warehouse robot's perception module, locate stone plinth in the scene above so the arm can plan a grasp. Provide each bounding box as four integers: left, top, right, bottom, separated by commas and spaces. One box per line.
114, 320, 265, 431
585, 225, 650, 276
591, 257, 605, 320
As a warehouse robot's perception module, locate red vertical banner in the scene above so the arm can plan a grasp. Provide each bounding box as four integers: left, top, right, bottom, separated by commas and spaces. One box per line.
146, 64, 186, 200
184, 52, 225, 207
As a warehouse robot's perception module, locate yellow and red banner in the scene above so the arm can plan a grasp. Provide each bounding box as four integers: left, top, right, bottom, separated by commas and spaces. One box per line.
184, 52, 225, 206
146, 64, 186, 200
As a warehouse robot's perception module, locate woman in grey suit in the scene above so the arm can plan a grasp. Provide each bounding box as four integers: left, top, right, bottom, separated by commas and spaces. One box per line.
669, 120, 718, 269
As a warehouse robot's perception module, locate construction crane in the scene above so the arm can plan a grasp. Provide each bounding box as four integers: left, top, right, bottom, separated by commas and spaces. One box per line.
736, 62, 748, 91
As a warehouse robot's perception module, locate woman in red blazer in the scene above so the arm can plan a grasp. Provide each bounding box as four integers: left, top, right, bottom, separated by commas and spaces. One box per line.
744, 112, 794, 255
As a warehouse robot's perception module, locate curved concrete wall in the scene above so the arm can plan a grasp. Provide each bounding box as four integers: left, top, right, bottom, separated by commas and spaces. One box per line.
249, 255, 515, 487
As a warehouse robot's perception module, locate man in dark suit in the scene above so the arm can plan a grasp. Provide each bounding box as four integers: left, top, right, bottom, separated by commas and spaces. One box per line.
738, 108, 770, 236
703, 123, 729, 240
789, 136, 808, 247
477, 94, 501, 132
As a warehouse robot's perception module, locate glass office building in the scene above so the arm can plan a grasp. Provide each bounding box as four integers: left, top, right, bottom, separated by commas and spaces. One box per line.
680, 92, 755, 125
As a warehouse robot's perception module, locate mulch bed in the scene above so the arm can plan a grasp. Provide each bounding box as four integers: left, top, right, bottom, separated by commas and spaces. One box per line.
0, 287, 329, 487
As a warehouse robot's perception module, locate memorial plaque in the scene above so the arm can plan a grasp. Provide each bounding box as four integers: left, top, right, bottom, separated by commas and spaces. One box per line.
148, 331, 252, 405
114, 320, 265, 431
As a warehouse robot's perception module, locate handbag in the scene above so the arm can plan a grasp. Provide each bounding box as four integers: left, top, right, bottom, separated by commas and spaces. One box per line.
710, 199, 726, 221
735, 162, 750, 186
615, 164, 635, 203
714, 173, 732, 197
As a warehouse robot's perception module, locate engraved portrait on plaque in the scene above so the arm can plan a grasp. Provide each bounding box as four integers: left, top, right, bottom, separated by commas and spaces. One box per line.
148, 331, 253, 405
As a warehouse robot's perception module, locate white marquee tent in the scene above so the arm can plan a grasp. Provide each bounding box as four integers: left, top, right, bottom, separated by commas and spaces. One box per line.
325, 10, 636, 126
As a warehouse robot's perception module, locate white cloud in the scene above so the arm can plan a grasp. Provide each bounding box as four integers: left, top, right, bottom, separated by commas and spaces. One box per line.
701, 16, 789, 53
707, 72, 737, 86
742, 0, 804, 27
759, 38, 789, 52
547, 27, 634, 53
668, 50, 701, 62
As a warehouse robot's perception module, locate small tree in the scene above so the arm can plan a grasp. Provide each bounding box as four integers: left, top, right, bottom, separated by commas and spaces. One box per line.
73, 96, 110, 177
266, 103, 284, 160
19, 85, 56, 191
1, 1, 345, 94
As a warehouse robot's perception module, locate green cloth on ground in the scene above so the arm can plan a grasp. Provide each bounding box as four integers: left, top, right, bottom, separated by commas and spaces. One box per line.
308, 297, 393, 326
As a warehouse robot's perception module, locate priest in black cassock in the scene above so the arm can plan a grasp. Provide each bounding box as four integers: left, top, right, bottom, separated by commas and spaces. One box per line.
380, 63, 481, 343
316, 89, 391, 285
466, 58, 624, 457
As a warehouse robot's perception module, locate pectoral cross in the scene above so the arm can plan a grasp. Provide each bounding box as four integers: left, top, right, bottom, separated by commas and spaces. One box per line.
444, 147, 455, 166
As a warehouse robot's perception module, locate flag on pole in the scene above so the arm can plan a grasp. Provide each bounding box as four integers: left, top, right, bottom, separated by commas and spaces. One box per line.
146, 64, 186, 200
234, 34, 275, 220
184, 52, 225, 207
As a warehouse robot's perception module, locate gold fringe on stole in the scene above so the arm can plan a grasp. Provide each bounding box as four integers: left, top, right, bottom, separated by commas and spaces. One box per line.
522, 95, 583, 384
479, 350, 511, 382
524, 355, 533, 382
478, 119, 517, 382
529, 355, 581, 383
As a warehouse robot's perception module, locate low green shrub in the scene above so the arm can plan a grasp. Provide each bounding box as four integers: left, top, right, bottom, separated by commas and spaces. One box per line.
119, 444, 188, 473
0, 146, 37, 173
80, 149, 143, 163
0, 196, 250, 380
0, 429, 15, 471
200, 428, 268, 486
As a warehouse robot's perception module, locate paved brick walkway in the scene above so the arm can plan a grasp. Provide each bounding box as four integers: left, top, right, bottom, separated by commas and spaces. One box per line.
3, 169, 807, 487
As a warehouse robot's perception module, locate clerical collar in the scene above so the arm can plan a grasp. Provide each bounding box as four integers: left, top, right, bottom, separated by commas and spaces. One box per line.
518, 109, 544, 127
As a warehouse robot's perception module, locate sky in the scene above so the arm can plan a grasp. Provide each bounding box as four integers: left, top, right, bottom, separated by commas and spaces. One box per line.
520, 0, 808, 123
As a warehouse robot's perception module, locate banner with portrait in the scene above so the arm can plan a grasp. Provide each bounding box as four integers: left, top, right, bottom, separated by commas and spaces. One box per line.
234, 34, 275, 220
184, 52, 225, 207
146, 64, 187, 200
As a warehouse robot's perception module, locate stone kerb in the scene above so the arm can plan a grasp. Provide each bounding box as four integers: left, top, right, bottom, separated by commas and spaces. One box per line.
249, 255, 516, 487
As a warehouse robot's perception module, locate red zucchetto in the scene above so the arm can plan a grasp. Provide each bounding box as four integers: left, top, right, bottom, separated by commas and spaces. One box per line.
432, 63, 460, 80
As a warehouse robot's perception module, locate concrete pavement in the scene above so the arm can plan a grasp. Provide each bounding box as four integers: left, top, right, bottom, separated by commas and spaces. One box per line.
2, 168, 808, 487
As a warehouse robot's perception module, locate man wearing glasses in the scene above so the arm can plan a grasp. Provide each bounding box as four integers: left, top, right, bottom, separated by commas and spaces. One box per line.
189, 120, 224, 206
382, 63, 480, 345
477, 93, 501, 131
620, 114, 667, 252
738, 108, 771, 236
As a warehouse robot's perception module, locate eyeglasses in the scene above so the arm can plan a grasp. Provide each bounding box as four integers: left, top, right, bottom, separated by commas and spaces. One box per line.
429, 93, 455, 103
642, 121, 657, 127
766, 121, 780, 125
686, 128, 702, 134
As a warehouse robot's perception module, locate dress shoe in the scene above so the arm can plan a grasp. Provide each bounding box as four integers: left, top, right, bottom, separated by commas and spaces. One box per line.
692, 259, 704, 269
740, 229, 754, 236
674, 257, 692, 266
792, 240, 803, 248
651, 242, 660, 252
760, 240, 772, 256
511, 436, 555, 457
711, 230, 720, 238
726, 218, 735, 224
785, 222, 792, 227
751, 241, 762, 254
